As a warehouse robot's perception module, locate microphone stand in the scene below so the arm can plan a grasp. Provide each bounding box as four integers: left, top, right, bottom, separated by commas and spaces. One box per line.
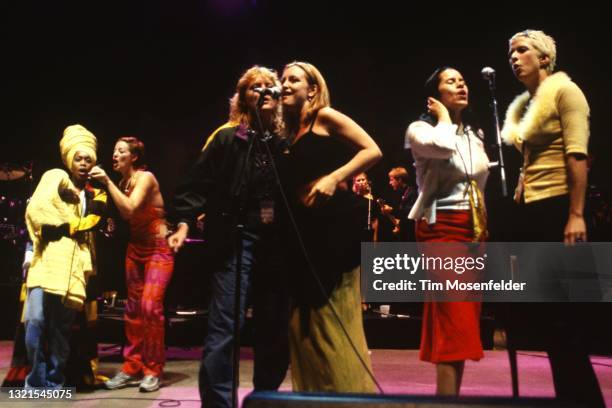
230, 223, 243, 408
485, 75, 508, 197
230, 97, 261, 408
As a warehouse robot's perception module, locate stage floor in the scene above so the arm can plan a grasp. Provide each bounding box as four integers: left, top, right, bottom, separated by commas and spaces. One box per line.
1, 341, 611, 407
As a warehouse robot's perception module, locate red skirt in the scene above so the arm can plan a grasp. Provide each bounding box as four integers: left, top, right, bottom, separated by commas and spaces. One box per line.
416, 210, 484, 363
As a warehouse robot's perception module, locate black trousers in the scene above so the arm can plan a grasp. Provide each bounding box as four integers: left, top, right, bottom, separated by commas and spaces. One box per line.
503, 195, 604, 407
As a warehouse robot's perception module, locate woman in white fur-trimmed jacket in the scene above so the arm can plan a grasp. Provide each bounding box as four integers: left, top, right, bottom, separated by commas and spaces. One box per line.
502, 29, 604, 408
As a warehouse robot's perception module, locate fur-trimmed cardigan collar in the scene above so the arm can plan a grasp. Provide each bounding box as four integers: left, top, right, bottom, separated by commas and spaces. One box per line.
501, 71, 572, 148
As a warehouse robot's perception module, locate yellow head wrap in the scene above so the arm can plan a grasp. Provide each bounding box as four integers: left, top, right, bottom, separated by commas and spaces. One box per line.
59, 124, 97, 171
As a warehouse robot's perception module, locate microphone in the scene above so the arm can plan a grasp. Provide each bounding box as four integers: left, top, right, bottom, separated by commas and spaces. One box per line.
481, 66, 495, 80
481, 67, 496, 91
481, 66, 508, 196
253, 86, 282, 99
87, 164, 106, 190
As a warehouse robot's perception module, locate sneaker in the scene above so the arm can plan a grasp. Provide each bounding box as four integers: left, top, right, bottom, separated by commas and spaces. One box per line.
139, 375, 160, 392
104, 371, 141, 390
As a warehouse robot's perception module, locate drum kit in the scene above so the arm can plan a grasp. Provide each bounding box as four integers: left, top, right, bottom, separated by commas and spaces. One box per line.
0, 162, 31, 244
0, 162, 31, 283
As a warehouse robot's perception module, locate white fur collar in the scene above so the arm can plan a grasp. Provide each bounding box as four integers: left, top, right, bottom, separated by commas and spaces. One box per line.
501, 71, 572, 146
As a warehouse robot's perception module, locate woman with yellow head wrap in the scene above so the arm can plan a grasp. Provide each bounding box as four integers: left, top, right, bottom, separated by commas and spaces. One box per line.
60, 124, 97, 172
23, 124, 107, 389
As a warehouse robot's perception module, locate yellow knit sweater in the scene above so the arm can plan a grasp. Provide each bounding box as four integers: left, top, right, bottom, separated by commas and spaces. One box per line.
25, 169, 106, 309
501, 72, 590, 203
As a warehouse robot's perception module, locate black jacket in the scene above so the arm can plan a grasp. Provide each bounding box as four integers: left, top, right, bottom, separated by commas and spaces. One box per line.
170, 123, 287, 250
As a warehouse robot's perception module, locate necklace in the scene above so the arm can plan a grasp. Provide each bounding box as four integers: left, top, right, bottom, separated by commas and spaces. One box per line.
122, 173, 137, 194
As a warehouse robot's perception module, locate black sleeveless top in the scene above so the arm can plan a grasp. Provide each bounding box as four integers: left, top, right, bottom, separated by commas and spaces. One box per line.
282, 111, 363, 302
287, 115, 352, 188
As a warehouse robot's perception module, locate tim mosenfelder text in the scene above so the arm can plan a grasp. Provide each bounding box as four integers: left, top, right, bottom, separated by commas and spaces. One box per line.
370, 254, 526, 293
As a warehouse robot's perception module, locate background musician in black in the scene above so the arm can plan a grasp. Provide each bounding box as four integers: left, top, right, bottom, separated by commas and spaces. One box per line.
379, 167, 417, 241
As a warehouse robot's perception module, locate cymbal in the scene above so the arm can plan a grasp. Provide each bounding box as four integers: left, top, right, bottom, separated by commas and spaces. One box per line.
0, 163, 27, 181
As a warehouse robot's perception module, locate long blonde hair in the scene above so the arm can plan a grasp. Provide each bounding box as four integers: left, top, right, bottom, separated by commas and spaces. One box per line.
228, 65, 284, 134
282, 61, 330, 137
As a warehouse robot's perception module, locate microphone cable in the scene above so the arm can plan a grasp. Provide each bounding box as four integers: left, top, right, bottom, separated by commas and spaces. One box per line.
62, 187, 85, 307
254, 117, 383, 393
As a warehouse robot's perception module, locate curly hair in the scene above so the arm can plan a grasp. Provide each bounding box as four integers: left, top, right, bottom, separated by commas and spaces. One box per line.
228, 65, 284, 135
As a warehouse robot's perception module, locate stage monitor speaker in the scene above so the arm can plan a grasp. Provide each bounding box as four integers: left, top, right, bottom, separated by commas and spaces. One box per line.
243, 392, 582, 408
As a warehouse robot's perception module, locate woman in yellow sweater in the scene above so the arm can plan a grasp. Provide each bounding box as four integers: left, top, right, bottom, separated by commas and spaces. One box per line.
502, 29, 603, 407
24, 124, 106, 388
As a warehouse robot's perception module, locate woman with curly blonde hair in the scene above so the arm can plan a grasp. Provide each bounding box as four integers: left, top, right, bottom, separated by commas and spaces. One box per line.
168, 65, 290, 407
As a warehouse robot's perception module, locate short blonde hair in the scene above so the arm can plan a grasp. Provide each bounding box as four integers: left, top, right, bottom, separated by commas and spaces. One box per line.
510, 29, 557, 74
228, 65, 283, 133
283, 61, 330, 123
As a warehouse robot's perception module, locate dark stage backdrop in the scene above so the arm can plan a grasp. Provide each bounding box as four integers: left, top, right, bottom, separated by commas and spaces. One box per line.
1, 2, 610, 301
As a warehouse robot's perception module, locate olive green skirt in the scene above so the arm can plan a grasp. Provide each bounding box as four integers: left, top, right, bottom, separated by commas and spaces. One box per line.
289, 266, 377, 392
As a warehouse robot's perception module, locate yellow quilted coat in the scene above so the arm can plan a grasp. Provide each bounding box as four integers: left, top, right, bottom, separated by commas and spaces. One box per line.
25, 169, 107, 309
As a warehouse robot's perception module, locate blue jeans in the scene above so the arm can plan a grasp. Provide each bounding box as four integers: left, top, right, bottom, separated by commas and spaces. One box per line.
198, 230, 289, 408
24, 287, 77, 388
